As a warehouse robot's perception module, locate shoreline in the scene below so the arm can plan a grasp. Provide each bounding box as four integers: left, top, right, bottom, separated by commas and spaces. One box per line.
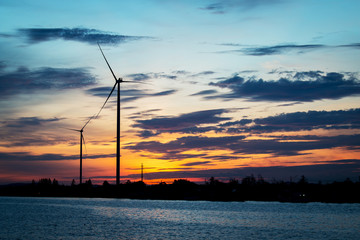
1, 178, 360, 204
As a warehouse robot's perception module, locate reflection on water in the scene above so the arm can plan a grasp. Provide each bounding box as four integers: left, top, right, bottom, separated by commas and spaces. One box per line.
0, 197, 359, 240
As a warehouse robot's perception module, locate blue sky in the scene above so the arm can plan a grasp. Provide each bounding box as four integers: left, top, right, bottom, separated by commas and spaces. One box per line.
0, 0, 360, 184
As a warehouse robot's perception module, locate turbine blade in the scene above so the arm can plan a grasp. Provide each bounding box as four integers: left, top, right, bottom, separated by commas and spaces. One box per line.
82, 114, 96, 130
63, 127, 81, 132
95, 82, 117, 119
122, 80, 152, 85
97, 43, 118, 82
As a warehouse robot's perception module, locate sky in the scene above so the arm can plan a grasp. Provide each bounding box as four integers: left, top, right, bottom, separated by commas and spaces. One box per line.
0, 0, 360, 185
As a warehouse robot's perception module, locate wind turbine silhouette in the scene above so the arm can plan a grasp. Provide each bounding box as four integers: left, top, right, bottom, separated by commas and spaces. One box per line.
97, 43, 132, 186
66, 116, 93, 184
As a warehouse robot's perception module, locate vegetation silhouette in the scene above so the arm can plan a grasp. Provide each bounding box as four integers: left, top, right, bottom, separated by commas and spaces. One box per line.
1, 175, 360, 203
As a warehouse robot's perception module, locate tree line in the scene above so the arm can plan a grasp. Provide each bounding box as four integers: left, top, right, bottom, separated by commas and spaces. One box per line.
1, 175, 359, 203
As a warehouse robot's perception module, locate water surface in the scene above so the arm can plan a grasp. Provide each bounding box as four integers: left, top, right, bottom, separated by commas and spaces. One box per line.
0, 197, 359, 239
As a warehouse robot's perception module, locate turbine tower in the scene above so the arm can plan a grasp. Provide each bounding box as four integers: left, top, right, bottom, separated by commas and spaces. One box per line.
97, 43, 131, 186
67, 117, 92, 184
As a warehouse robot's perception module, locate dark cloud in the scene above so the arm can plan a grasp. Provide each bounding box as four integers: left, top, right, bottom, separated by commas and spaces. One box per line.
0, 152, 78, 161
128, 109, 162, 120
0, 33, 14, 38
228, 134, 360, 156
200, 3, 226, 14
276, 102, 303, 107
209, 72, 360, 102
190, 89, 218, 96
132, 109, 231, 134
218, 43, 243, 47
130, 108, 360, 157
222, 108, 360, 133
0, 116, 91, 147
0, 61, 6, 70
125, 159, 360, 183
200, 0, 284, 14
203, 155, 244, 161
338, 43, 360, 49
152, 90, 177, 96
126, 72, 177, 81
220, 119, 252, 127
125, 135, 246, 155
0, 66, 96, 99
241, 44, 325, 56
172, 70, 190, 75
126, 71, 216, 82
153, 152, 209, 161
138, 130, 160, 138
253, 108, 360, 132
190, 71, 216, 77
219, 43, 360, 56
1, 117, 61, 129
181, 161, 213, 166
125, 134, 360, 159
126, 73, 152, 81
17, 27, 150, 45
0, 151, 115, 161
85, 86, 111, 97
86, 87, 177, 103
0, 117, 68, 147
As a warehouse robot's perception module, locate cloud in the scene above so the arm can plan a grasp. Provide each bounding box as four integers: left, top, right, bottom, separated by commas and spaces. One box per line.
0, 117, 67, 147
125, 133, 360, 159
126, 72, 177, 81
125, 159, 360, 183
209, 71, 360, 102
339, 43, 360, 49
220, 119, 252, 127
17, 27, 150, 45
0, 61, 6, 70
152, 90, 177, 96
0, 152, 78, 161
86, 87, 177, 103
181, 161, 213, 166
132, 109, 231, 135
222, 108, 360, 133
229, 134, 360, 156
125, 135, 246, 154
219, 43, 360, 56
190, 71, 216, 77
190, 89, 218, 96
252, 108, 360, 132
1, 117, 61, 129
126, 73, 152, 81
200, 0, 284, 14
240, 44, 325, 56
128, 109, 162, 120
0, 66, 96, 99
128, 108, 360, 158
0, 151, 115, 162
138, 130, 161, 138
0, 116, 90, 147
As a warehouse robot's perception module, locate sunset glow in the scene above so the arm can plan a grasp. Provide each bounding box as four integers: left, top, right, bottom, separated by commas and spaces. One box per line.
1, 0, 360, 185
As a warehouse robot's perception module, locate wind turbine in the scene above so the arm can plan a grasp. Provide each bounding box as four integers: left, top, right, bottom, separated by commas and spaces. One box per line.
66, 116, 92, 184
97, 43, 132, 186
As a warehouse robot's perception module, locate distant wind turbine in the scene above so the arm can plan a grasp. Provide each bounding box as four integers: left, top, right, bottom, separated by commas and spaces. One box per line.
97, 43, 132, 186
66, 116, 93, 184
